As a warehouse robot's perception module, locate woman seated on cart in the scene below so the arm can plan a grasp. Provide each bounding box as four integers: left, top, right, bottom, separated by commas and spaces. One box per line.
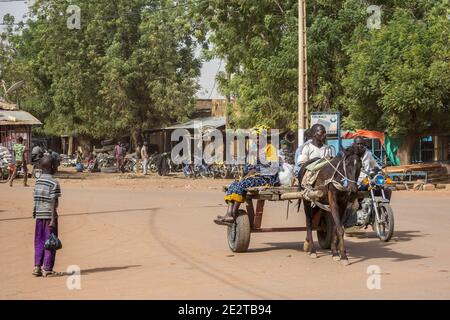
215, 126, 281, 225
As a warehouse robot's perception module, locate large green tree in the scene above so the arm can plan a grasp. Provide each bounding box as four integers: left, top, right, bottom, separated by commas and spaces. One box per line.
191, 0, 368, 130
342, 1, 450, 164
1, 0, 200, 147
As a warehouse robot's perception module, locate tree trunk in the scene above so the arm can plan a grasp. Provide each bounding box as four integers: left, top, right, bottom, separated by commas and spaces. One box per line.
130, 126, 141, 153
397, 133, 417, 165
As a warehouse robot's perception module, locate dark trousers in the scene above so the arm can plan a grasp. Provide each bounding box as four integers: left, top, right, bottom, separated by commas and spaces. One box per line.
9, 160, 27, 186
34, 219, 58, 271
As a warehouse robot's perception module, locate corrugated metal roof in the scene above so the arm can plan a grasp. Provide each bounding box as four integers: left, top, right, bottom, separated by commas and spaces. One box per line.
0, 109, 42, 126
164, 116, 226, 130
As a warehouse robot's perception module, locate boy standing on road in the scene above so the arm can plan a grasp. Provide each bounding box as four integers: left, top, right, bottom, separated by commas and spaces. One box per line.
32, 155, 63, 277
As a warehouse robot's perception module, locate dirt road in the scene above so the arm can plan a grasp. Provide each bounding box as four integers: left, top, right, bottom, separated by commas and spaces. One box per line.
1, 172, 449, 299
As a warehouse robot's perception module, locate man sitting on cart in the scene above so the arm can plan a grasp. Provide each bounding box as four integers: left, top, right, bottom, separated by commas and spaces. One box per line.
296, 124, 333, 200
215, 126, 280, 225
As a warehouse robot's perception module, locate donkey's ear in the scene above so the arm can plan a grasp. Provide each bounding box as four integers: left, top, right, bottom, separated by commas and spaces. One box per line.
342, 146, 352, 156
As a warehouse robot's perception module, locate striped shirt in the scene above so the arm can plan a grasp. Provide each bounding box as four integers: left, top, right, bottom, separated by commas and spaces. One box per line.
33, 174, 61, 219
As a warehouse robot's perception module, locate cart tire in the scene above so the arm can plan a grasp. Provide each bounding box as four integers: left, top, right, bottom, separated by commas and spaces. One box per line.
227, 210, 251, 252
317, 211, 333, 249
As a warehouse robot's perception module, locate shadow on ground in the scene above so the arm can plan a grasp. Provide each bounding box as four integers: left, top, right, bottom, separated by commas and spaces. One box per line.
81, 265, 142, 275
0, 208, 159, 222
246, 230, 428, 265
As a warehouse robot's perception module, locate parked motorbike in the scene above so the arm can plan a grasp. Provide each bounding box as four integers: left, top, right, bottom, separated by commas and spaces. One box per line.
87, 157, 100, 172
211, 162, 228, 179
147, 152, 161, 173
97, 153, 116, 168
0, 158, 11, 183
344, 169, 395, 242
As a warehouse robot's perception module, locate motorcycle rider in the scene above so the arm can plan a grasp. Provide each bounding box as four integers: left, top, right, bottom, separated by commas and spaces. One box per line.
353, 136, 392, 200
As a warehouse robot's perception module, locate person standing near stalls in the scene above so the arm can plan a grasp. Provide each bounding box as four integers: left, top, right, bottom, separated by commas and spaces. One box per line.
9, 136, 28, 187
141, 141, 149, 175
113, 141, 125, 172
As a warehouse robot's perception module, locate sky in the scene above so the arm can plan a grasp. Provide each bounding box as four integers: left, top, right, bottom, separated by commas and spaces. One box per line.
0, 0, 224, 99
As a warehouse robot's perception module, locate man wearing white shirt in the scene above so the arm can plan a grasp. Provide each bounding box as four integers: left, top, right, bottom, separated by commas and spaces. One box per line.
296, 124, 333, 197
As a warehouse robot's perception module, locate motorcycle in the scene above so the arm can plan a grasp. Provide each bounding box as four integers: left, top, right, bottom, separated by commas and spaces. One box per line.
122, 154, 141, 173
157, 152, 172, 176
147, 152, 161, 173
344, 169, 395, 242
97, 153, 116, 168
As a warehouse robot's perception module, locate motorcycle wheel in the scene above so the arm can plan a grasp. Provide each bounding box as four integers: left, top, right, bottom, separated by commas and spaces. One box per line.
373, 203, 395, 242
0, 167, 11, 183
133, 162, 143, 173
149, 163, 158, 173
219, 168, 227, 179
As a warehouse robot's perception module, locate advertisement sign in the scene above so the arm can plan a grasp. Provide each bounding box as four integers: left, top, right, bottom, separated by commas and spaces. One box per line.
310, 112, 339, 135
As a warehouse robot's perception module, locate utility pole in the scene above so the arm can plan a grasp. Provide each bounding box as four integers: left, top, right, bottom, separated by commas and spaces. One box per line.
298, 0, 308, 144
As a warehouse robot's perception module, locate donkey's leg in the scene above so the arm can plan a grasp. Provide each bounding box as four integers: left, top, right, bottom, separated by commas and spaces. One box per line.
338, 204, 349, 265
328, 189, 349, 265
302, 201, 311, 253
331, 224, 340, 261
305, 206, 317, 258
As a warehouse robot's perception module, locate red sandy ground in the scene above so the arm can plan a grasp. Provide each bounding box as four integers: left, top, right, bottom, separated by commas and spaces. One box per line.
1, 169, 449, 299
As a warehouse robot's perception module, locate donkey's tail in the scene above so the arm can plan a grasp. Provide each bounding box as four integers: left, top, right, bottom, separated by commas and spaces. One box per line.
296, 199, 302, 212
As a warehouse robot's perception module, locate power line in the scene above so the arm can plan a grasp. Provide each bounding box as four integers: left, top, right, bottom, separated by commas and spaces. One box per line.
207, 59, 222, 99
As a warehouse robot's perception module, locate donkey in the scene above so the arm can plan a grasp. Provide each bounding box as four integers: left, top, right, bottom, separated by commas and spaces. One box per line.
299, 146, 363, 266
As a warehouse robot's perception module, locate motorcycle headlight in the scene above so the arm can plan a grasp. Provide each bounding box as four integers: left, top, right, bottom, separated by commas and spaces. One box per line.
362, 177, 369, 186
374, 174, 386, 186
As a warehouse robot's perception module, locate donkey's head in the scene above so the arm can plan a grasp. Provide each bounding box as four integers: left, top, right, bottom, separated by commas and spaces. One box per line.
341, 146, 363, 194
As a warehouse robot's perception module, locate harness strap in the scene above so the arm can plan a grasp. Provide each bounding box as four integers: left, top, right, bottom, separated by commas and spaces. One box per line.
323, 157, 357, 186
311, 200, 331, 212
324, 178, 348, 192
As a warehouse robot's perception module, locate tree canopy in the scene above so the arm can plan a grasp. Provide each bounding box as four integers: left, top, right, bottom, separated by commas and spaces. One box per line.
1, 0, 201, 143
1, 0, 448, 163
342, 1, 450, 163
191, 0, 449, 163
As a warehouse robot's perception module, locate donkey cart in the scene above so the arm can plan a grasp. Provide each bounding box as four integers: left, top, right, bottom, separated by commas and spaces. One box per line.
222, 185, 335, 253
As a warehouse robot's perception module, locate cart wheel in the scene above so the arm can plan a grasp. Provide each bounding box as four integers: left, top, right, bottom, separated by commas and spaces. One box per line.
227, 209, 251, 252
317, 211, 333, 249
